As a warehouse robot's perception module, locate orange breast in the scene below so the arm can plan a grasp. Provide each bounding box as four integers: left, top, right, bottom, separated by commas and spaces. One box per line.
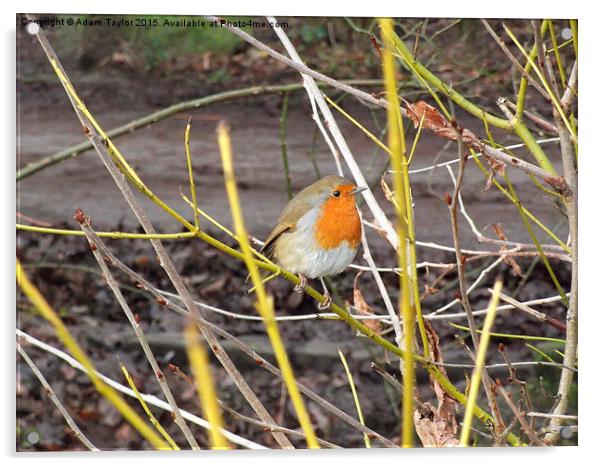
314, 195, 361, 250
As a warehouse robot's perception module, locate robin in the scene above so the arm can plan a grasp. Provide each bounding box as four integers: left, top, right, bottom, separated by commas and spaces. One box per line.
261, 175, 366, 310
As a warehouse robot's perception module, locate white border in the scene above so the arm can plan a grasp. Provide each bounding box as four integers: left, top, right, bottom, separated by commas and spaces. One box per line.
4, 1, 598, 464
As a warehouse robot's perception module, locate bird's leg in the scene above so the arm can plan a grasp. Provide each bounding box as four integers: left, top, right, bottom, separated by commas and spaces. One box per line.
293, 273, 307, 293
317, 277, 332, 310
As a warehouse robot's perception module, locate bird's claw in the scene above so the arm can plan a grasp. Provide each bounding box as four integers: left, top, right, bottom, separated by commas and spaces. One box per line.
317, 292, 332, 310
293, 274, 307, 293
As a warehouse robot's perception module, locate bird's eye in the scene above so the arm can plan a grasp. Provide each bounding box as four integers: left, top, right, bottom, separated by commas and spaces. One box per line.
332, 190, 341, 198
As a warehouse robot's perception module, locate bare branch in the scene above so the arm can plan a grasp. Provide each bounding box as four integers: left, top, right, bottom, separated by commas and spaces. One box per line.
16, 330, 265, 450
17, 342, 100, 451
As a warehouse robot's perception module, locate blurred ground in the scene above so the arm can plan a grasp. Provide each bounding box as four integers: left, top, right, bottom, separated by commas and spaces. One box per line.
16, 16, 574, 450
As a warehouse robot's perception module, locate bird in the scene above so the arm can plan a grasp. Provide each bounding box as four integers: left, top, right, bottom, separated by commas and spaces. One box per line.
261, 175, 366, 310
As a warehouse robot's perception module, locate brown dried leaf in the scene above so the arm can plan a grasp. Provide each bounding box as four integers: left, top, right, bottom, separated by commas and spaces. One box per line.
483, 154, 507, 193
414, 321, 459, 447
414, 405, 460, 447
404, 100, 482, 148
352, 274, 382, 336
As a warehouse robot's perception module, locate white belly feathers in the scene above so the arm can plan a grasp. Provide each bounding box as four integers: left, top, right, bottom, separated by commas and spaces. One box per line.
273, 207, 359, 278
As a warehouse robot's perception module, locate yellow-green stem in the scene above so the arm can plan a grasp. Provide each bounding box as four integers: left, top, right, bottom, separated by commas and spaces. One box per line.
460, 279, 503, 446
16, 260, 170, 450
216, 121, 319, 449
381, 18, 415, 448
184, 320, 230, 450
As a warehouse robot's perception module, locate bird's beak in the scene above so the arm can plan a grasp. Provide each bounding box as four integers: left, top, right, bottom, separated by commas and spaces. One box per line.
351, 186, 368, 195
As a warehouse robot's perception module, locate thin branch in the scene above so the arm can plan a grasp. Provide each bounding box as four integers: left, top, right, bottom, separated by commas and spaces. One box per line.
206, 15, 568, 193
17, 342, 100, 451
498, 98, 558, 134
78, 215, 200, 450
359, 211, 402, 348
481, 19, 549, 99
495, 290, 566, 332
16, 80, 381, 182
448, 140, 506, 440
16, 330, 265, 450
82, 225, 399, 448
30, 23, 294, 449
497, 383, 546, 446
546, 53, 578, 444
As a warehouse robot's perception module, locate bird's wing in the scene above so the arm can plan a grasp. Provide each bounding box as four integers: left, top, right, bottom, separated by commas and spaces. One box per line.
261, 221, 293, 258
261, 197, 313, 258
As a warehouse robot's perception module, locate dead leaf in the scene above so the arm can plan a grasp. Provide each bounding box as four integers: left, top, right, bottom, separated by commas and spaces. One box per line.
482, 154, 507, 193
492, 224, 523, 276
404, 100, 481, 148
413, 321, 459, 447
351, 273, 382, 335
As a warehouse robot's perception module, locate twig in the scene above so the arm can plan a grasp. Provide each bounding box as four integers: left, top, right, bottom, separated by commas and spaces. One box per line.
498, 98, 558, 134
496, 383, 545, 445
78, 215, 200, 450
81, 225, 399, 447
30, 24, 294, 449
561, 61, 578, 112
527, 412, 577, 420
480, 19, 549, 99
219, 404, 341, 449
359, 211, 402, 348
449, 140, 505, 441
546, 51, 578, 444
16, 79, 381, 181
338, 349, 371, 448
17, 342, 100, 451
16, 329, 265, 450
184, 320, 229, 449
278, 91, 293, 200
119, 363, 179, 450
407, 137, 560, 175
184, 119, 200, 230
495, 290, 566, 332
459, 279, 503, 446
429, 256, 505, 316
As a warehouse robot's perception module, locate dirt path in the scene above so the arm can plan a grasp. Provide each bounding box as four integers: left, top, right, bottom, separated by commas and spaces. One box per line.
17, 94, 567, 262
